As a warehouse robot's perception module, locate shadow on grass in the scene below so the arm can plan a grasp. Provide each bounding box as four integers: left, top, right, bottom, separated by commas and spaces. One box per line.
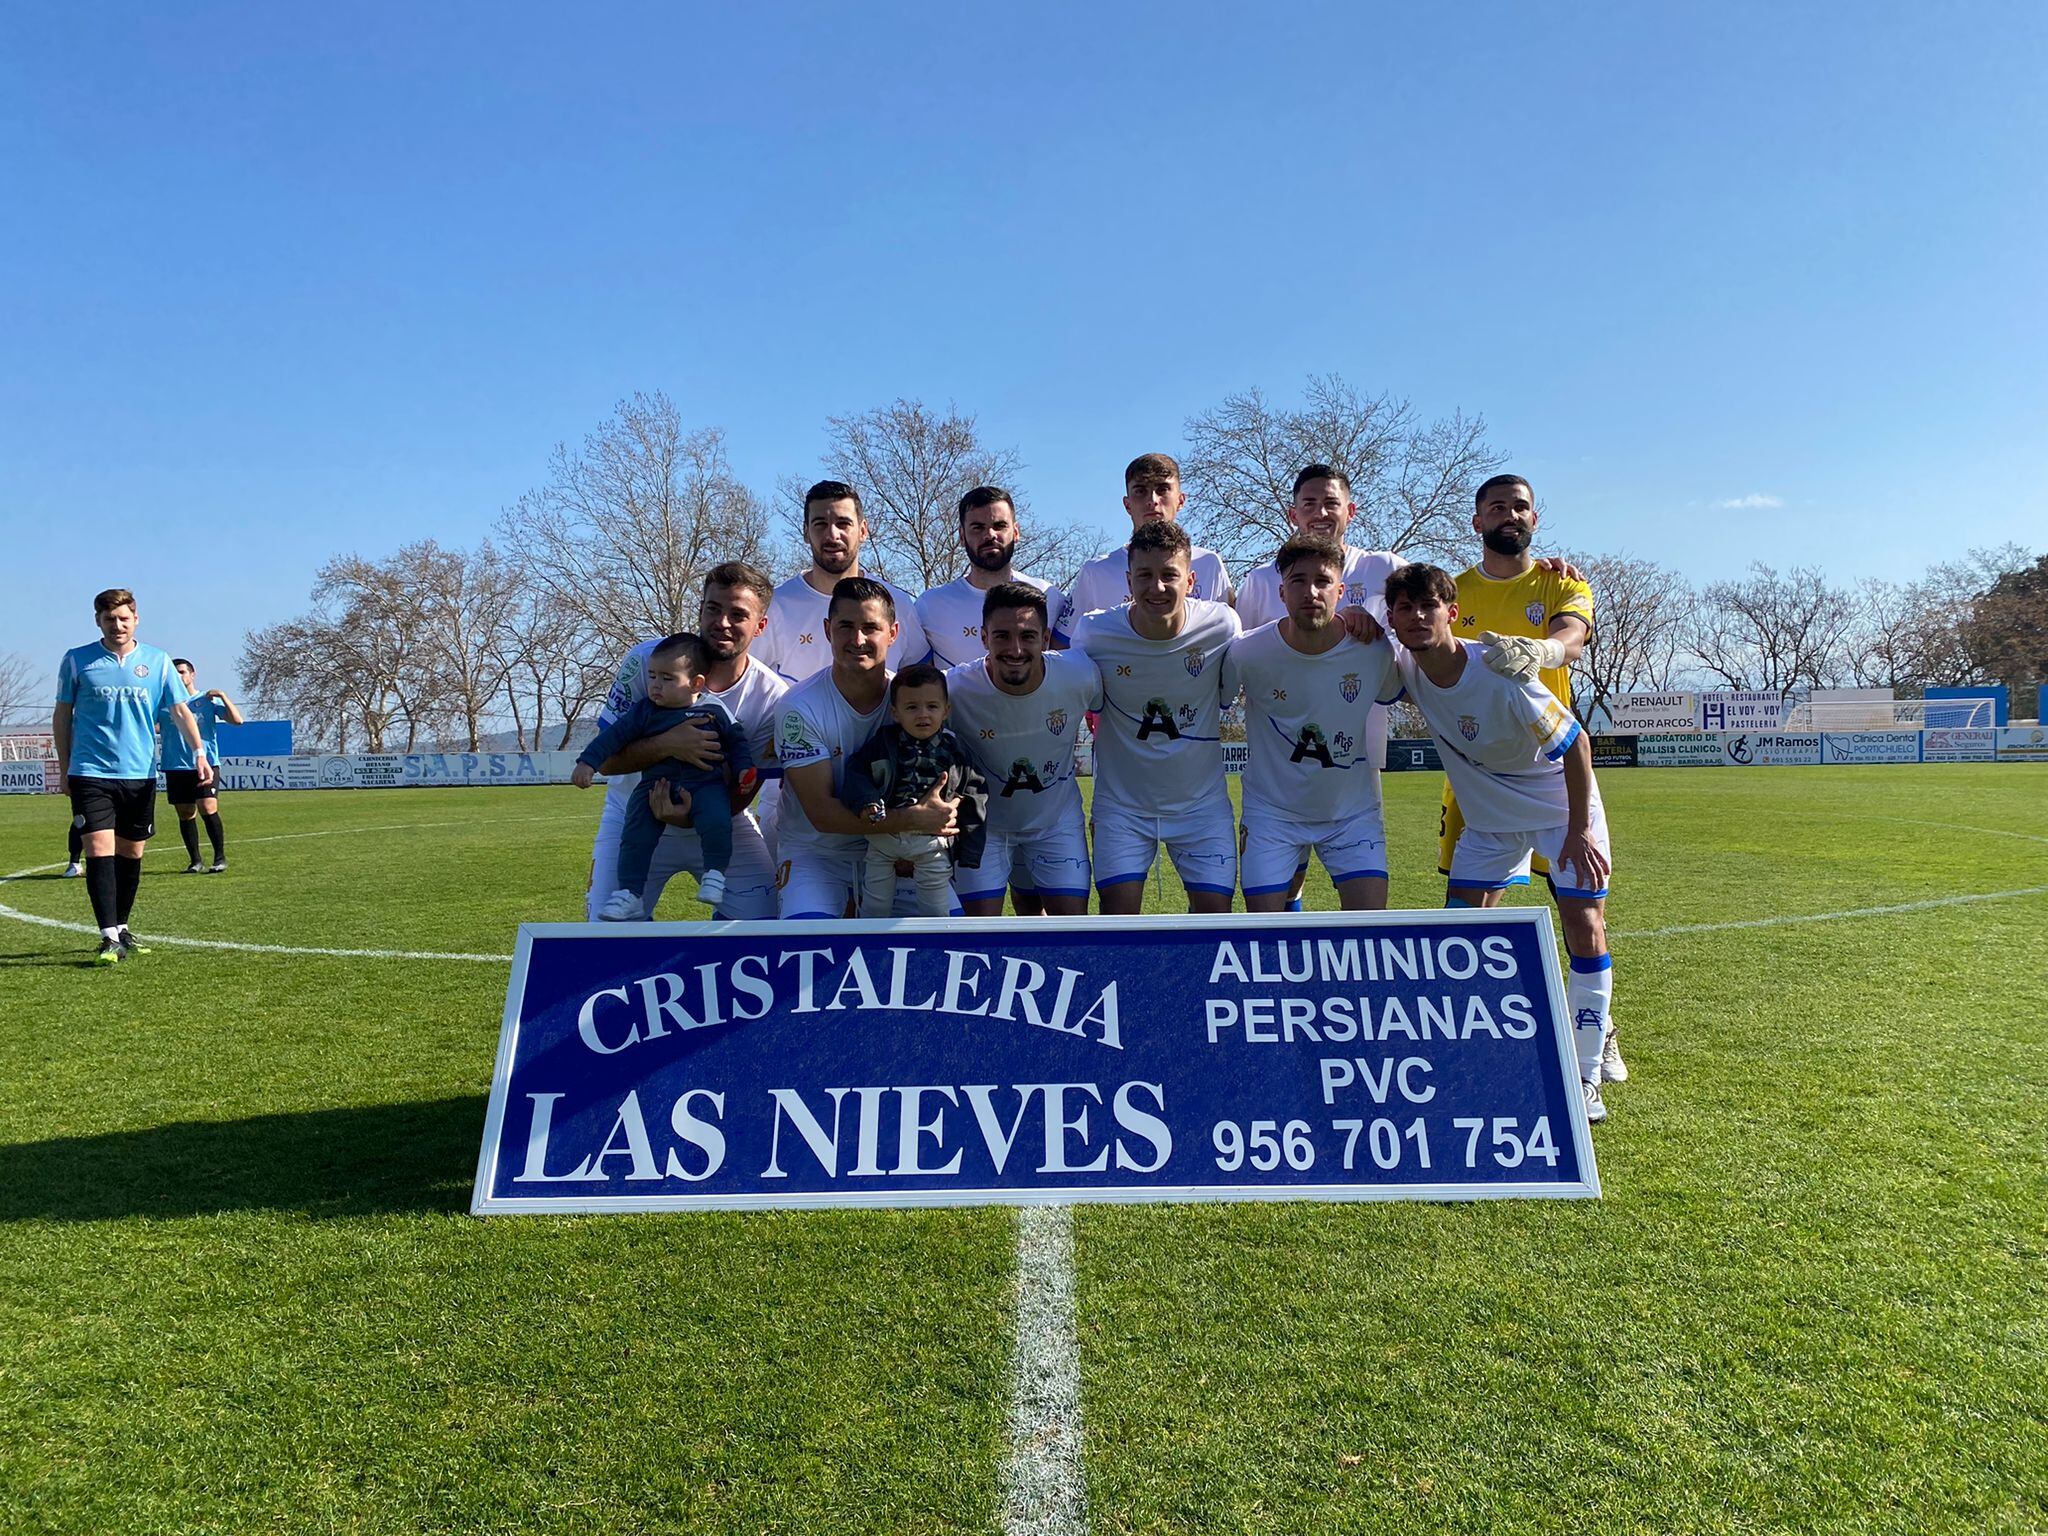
0, 1095, 488, 1221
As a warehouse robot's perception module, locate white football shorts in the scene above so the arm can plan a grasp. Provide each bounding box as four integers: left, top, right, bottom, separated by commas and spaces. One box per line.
958, 820, 1093, 903
1091, 803, 1238, 896
1448, 811, 1613, 900
1239, 809, 1388, 897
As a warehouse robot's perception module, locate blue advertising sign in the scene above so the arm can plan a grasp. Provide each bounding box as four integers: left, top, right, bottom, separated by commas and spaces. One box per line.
472, 911, 1599, 1213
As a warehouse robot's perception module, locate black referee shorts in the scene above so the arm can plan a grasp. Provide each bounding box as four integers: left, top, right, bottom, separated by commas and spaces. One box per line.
164, 768, 222, 807
69, 776, 157, 842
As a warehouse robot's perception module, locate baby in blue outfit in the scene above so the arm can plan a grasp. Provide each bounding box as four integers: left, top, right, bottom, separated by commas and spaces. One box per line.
572, 632, 755, 919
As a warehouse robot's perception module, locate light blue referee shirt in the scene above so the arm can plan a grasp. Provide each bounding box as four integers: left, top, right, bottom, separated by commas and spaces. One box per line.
55, 642, 184, 779
160, 688, 223, 771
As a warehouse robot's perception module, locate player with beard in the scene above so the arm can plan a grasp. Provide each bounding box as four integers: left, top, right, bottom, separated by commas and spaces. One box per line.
1071, 519, 1241, 916
583, 563, 787, 919
757, 481, 928, 684
1437, 473, 1613, 1077
916, 486, 1069, 915
1224, 536, 1402, 912
1053, 453, 1234, 643
773, 578, 960, 918
914, 486, 1068, 669
944, 583, 1101, 917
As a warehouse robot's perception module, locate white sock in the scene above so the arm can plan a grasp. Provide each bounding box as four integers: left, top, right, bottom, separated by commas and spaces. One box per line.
1567, 954, 1612, 1083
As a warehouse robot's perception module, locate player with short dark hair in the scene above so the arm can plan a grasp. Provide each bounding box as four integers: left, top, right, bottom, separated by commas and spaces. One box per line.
915, 487, 1069, 667
53, 588, 212, 964
584, 562, 786, 920
757, 482, 928, 683
1224, 535, 1402, 912
1053, 454, 1234, 644
1384, 562, 1616, 1123
944, 581, 1103, 917
164, 658, 243, 873
1070, 519, 1242, 914
774, 579, 960, 918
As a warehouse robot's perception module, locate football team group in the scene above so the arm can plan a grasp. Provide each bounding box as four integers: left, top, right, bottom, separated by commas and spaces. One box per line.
47, 455, 1623, 1120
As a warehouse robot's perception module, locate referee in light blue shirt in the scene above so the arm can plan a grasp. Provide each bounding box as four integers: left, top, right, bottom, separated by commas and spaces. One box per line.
52, 587, 211, 965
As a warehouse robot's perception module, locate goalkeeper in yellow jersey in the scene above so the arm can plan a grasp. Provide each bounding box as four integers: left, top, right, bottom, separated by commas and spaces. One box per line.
1440, 474, 1620, 1084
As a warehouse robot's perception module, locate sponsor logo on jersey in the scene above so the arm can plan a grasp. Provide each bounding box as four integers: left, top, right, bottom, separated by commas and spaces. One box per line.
1340, 672, 1361, 703
1270, 687, 1287, 702
1525, 601, 1546, 626
1116, 664, 1131, 677
1046, 708, 1067, 735
1290, 723, 1334, 768
980, 727, 997, 740
1458, 715, 1479, 741
1185, 648, 1206, 677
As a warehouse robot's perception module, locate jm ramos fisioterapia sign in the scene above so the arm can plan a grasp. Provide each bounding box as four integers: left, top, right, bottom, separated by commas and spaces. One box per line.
471, 911, 1599, 1213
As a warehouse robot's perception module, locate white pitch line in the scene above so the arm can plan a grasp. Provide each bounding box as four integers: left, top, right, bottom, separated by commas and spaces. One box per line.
1004, 1203, 1086, 1536
1620, 884, 2048, 939
0, 813, 587, 963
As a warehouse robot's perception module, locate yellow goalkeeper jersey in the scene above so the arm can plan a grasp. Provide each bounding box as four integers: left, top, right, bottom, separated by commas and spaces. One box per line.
1452, 563, 1594, 707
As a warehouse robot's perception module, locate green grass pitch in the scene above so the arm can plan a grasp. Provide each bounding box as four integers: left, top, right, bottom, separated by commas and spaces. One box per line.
1, 767, 2042, 1534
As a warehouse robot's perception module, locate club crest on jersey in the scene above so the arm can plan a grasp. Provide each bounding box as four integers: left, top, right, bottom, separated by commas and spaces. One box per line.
1046, 708, 1067, 735
1185, 648, 1206, 677
1525, 601, 1546, 626
134, 665, 150, 677
1340, 672, 1361, 703
1458, 715, 1479, 741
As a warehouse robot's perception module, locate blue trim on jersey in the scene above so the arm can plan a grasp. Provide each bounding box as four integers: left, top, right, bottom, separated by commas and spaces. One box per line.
1569, 952, 1614, 972
1544, 719, 1582, 761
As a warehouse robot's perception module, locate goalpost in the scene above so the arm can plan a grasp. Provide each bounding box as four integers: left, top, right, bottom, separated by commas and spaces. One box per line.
1798, 698, 1997, 731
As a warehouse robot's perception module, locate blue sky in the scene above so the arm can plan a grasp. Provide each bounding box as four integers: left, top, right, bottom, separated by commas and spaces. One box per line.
4, 1, 2044, 691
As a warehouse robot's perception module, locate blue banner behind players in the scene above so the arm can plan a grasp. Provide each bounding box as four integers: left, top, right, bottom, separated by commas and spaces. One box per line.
473, 912, 1599, 1212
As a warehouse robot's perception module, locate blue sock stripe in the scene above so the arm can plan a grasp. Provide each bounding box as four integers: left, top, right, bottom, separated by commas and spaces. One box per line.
1569, 953, 1613, 973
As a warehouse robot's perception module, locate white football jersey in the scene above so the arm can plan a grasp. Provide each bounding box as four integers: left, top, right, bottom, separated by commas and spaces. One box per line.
757, 573, 929, 684
1234, 545, 1407, 770
594, 641, 788, 814
1054, 544, 1235, 646
1233, 545, 1406, 630
944, 650, 1103, 841
915, 573, 1068, 669
1222, 624, 1401, 824
1070, 599, 1241, 816
1392, 640, 1587, 832
772, 668, 890, 857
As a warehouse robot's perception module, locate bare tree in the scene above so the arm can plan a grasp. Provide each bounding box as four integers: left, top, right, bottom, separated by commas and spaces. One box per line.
487, 577, 613, 750
1682, 563, 1858, 694
499, 393, 770, 656
1179, 374, 1505, 571
1560, 552, 1695, 723
795, 399, 1106, 591
242, 550, 446, 753
0, 651, 41, 729
397, 539, 519, 751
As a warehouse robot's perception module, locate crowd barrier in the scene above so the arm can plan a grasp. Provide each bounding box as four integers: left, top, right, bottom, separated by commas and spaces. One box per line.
3, 730, 2042, 797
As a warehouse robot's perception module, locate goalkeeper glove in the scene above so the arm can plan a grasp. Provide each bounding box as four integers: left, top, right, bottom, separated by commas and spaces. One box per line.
1480, 632, 1565, 681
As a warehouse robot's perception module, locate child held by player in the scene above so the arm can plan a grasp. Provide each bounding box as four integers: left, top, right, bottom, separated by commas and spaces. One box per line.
571, 632, 756, 919
841, 664, 987, 917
